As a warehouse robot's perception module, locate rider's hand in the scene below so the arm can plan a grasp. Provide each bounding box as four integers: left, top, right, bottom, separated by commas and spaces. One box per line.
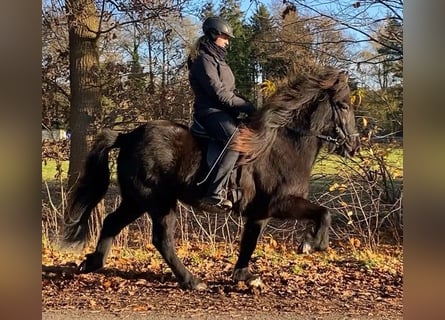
237, 102, 256, 116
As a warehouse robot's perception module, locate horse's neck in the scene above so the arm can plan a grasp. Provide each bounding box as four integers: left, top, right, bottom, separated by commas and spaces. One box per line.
273, 131, 321, 173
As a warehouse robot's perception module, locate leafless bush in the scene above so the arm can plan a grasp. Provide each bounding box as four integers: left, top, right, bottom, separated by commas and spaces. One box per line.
177, 203, 244, 254
311, 141, 403, 249
42, 139, 402, 252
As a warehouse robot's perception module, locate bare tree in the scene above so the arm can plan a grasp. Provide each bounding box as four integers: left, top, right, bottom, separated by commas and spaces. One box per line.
280, 1, 403, 137
42, 0, 70, 130
66, 0, 101, 188
286, 0, 403, 66
63, 0, 193, 189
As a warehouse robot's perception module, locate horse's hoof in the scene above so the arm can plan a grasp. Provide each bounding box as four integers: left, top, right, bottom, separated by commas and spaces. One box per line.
246, 276, 264, 289
232, 268, 264, 289
194, 281, 208, 291
297, 242, 313, 254
179, 279, 207, 291
77, 260, 92, 273
77, 254, 103, 273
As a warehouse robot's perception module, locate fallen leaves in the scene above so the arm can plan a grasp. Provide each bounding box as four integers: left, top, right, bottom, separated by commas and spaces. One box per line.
42, 242, 403, 317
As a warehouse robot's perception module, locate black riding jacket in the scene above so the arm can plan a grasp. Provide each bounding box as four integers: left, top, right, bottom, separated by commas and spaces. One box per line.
188, 49, 254, 119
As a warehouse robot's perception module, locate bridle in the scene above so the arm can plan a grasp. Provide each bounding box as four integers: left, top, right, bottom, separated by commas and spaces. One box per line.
316, 97, 359, 147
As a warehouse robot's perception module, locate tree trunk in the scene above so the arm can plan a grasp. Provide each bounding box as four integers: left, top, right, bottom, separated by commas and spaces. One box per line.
66, 0, 100, 189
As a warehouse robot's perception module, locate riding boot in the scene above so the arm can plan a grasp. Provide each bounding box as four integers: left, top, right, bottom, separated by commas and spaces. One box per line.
200, 149, 239, 211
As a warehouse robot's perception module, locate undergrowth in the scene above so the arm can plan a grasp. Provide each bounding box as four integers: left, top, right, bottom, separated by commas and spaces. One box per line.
42, 138, 403, 263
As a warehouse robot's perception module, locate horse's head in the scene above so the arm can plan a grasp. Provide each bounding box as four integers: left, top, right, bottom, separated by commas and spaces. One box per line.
315, 69, 360, 158
323, 99, 361, 158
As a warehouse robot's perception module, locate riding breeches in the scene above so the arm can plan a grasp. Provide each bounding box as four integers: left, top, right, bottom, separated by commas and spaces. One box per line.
196, 110, 239, 198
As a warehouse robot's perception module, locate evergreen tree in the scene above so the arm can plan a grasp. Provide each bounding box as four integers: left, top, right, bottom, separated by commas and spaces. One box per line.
277, 4, 314, 74
249, 4, 286, 82
377, 17, 403, 86
376, 17, 403, 136
219, 0, 255, 99
127, 41, 146, 96
200, 1, 217, 19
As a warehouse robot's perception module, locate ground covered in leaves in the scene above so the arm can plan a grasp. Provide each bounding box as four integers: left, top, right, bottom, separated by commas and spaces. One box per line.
42, 240, 403, 318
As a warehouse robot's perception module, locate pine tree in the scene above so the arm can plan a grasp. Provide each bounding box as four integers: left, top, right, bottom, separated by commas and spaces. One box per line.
376, 17, 403, 136
278, 4, 315, 74
200, 1, 217, 19
219, 0, 255, 99
249, 4, 286, 82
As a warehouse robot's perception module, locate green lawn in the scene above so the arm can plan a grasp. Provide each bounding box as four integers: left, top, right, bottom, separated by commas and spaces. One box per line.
42, 159, 69, 181
313, 147, 403, 176
42, 147, 403, 182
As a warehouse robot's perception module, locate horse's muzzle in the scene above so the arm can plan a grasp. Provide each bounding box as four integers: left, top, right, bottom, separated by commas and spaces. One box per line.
345, 134, 361, 158
335, 134, 360, 158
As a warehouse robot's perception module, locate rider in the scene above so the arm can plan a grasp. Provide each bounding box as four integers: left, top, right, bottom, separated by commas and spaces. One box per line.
187, 16, 256, 211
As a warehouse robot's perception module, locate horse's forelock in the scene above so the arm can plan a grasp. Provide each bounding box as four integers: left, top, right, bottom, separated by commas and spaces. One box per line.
315, 69, 351, 103
332, 72, 351, 103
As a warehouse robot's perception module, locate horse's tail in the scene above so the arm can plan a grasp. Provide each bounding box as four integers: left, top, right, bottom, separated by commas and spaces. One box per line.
63, 128, 121, 246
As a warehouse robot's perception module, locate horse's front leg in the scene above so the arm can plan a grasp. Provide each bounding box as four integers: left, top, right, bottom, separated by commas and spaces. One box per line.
269, 196, 331, 254
232, 217, 269, 288
151, 210, 207, 291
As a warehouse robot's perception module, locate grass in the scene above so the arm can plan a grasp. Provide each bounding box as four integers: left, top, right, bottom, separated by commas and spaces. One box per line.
42, 159, 69, 181
41, 147, 404, 182
312, 146, 403, 175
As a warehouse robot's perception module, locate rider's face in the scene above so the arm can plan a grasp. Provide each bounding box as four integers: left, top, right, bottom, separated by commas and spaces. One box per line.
215, 34, 230, 49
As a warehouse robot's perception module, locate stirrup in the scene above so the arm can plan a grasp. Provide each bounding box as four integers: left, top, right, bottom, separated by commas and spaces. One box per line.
198, 196, 233, 213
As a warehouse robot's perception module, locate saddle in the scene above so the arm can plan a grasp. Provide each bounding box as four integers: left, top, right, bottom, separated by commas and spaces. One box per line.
189, 118, 224, 169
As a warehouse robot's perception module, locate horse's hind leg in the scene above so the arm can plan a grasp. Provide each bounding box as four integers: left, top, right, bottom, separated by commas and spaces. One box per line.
269, 196, 331, 254
78, 201, 144, 273
151, 209, 207, 291
232, 218, 269, 288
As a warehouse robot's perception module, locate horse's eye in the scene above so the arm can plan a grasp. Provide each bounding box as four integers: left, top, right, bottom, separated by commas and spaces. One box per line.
337, 102, 349, 110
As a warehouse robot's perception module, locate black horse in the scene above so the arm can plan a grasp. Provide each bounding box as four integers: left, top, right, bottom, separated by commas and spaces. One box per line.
63, 67, 360, 290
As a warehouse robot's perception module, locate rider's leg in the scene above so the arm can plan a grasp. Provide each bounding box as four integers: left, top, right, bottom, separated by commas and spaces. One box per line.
205, 148, 239, 201
198, 111, 238, 209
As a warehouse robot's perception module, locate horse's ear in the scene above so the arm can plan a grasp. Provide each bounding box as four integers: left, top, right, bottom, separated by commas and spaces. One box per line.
338, 70, 349, 83
335, 70, 352, 103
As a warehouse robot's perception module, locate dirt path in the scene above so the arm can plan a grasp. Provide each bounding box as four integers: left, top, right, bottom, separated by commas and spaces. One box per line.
42, 267, 402, 320
42, 310, 401, 320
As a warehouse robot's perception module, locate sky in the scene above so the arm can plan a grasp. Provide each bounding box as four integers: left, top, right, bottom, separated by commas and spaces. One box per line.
185, 0, 276, 21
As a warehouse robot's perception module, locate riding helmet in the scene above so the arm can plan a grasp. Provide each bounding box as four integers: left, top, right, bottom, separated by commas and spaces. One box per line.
202, 16, 234, 39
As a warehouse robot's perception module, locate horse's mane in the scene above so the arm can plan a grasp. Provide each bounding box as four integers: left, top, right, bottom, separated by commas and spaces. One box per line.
231, 67, 350, 163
